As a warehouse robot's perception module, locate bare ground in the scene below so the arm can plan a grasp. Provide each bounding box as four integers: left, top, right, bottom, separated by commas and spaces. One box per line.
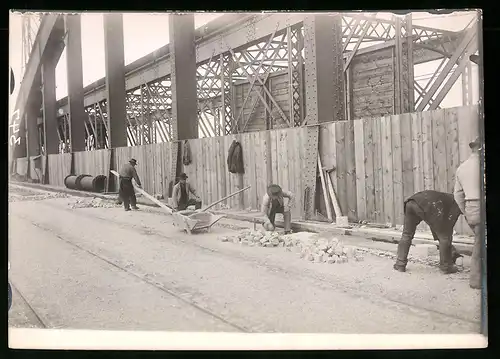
8, 187, 482, 334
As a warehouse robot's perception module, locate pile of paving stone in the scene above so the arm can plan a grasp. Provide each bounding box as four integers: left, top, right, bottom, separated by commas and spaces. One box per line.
218, 230, 295, 248
218, 230, 365, 264
297, 236, 364, 264
69, 197, 119, 209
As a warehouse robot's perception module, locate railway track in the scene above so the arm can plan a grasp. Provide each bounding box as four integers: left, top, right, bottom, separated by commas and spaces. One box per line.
12, 201, 480, 332
12, 213, 249, 333
9, 281, 49, 329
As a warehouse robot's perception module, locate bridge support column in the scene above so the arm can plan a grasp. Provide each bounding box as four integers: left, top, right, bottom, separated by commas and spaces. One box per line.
103, 13, 127, 148
64, 14, 86, 152
302, 14, 346, 221
42, 54, 59, 155
169, 14, 198, 141
26, 100, 40, 157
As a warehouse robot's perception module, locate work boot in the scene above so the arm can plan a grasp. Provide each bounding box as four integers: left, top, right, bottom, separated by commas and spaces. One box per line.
132, 206, 139, 210
440, 264, 459, 274
124, 208, 131, 211
283, 211, 292, 234
452, 250, 463, 264
393, 264, 406, 272
394, 238, 411, 272
439, 240, 458, 274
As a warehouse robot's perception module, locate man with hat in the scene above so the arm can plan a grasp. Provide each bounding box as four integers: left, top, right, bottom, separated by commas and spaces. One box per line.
118, 158, 142, 211
454, 136, 483, 289
261, 184, 294, 234
393, 190, 464, 274
172, 173, 202, 211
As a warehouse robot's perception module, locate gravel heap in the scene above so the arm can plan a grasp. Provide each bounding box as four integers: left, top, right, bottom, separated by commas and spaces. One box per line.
218, 230, 364, 264
69, 197, 119, 209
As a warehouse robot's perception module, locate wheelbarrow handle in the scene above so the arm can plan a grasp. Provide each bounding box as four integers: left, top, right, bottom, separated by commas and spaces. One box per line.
201, 186, 251, 212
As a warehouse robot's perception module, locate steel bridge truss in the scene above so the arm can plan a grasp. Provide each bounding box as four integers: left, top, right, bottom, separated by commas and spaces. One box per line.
62, 13, 477, 152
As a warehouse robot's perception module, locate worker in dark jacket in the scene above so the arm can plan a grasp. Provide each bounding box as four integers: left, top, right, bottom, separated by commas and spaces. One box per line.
227, 140, 244, 174
118, 158, 142, 211
172, 173, 202, 211
261, 184, 294, 234
394, 190, 463, 274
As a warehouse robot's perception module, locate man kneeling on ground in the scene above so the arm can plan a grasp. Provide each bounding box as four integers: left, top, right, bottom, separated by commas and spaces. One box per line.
172, 173, 202, 211
261, 184, 294, 235
394, 190, 463, 274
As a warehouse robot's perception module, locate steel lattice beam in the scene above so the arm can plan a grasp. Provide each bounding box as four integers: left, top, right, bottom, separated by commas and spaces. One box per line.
53, 13, 464, 116
21, 12, 476, 147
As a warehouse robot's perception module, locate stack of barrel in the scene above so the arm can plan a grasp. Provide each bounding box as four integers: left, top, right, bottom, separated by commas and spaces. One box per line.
64, 174, 107, 193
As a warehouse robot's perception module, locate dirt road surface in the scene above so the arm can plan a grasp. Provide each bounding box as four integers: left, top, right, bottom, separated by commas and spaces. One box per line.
8, 186, 482, 334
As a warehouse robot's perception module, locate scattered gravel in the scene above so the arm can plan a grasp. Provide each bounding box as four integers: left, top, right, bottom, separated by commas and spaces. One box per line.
68, 197, 121, 209
8, 191, 69, 202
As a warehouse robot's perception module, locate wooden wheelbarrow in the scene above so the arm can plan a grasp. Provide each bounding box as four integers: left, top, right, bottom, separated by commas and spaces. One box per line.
110, 170, 249, 234
172, 185, 250, 234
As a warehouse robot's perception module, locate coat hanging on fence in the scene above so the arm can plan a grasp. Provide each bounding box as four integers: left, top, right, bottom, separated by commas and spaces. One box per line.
182, 140, 192, 166
227, 140, 244, 174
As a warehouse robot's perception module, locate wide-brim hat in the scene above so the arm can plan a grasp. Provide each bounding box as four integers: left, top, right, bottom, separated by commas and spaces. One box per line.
469, 137, 481, 149
267, 184, 282, 196
129, 158, 137, 164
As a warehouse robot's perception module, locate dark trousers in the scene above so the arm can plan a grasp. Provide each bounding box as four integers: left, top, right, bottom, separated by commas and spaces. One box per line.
268, 204, 292, 232
395, 200, 459, 271
464, 200, 481, 288
119, 178, 137, 210
178, 198, 202, 211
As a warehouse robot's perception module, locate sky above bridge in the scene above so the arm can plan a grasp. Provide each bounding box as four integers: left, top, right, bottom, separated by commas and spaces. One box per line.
9, 11, 479, 117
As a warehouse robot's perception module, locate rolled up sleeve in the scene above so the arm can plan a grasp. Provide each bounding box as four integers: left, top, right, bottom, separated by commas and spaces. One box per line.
453, 176, 466, 214
261, 194, 270, 215
283, 190, 295, 209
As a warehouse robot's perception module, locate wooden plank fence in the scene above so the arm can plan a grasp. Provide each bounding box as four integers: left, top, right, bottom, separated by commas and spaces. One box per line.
183, 127, 311, 219
29, 105, 479, 235
344, 105, 478, 234
74, 149, 110, 177
47, 153, 72, 187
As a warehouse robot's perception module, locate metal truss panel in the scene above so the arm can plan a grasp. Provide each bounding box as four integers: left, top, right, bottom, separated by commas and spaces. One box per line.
53, 12, 468, 120
198, 14, 305, 65
14, 14, 62, 124
416, 25, 477, 112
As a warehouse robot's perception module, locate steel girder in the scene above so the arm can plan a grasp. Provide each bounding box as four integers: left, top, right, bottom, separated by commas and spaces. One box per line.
415, 22, 478, 112
24, 12, 474, 145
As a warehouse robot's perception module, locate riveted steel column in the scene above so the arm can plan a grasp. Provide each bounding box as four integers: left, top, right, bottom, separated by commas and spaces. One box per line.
169, 14, 198, 141
64, 14, 86, 152
301, 14, 345, 220
42, 54, 59, 155
168, 14, 198, 188
103, 13, 127, 148
303, 14, 345, 125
